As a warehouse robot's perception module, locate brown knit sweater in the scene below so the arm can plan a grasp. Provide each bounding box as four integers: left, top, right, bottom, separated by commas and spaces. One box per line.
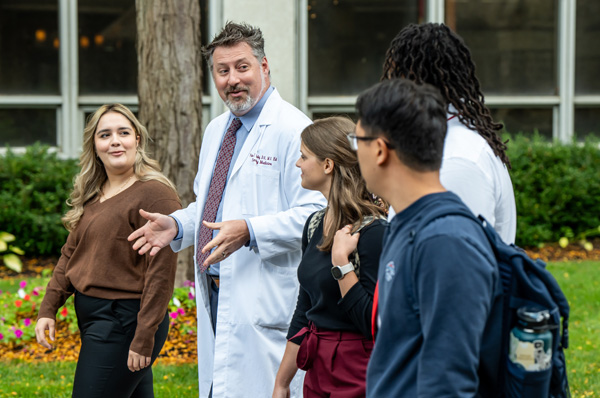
38, 180, 181, 356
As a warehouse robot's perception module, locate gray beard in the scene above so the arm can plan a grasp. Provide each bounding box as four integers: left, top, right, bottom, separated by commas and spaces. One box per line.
225, 94, 254, 114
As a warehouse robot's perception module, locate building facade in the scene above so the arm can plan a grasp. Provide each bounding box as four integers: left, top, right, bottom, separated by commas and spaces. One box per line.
1, 0, 599, 158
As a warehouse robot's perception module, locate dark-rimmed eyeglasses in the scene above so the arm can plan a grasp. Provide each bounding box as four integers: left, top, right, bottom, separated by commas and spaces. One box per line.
347, 134, 394, 151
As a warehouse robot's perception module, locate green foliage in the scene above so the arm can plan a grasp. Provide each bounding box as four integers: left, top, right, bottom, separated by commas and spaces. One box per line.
0, 144, 79, 256
0, 231, 24, 272
507, 134, 600, 247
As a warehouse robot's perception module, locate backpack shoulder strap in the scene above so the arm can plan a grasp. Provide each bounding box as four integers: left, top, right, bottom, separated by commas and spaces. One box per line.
307, 209, 326, 245
350, 214, 387, 278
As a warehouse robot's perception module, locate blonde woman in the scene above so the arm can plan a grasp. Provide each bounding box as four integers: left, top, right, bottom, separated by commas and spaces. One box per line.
35, 104, 181, 397
274, 117, 387, 398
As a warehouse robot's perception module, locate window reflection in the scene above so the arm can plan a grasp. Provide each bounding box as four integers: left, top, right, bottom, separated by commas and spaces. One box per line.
0, 0, 59, 94
575, 0, 600, 94
0, 108, 56, 146
491, 108, 552, 139
78, 0, 137, 95
446, 0, 557, 96
308, 0, 421, 96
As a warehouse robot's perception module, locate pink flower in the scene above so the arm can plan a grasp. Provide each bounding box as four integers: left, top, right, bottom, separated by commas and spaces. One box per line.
14, 329, 23, 339
188, 292, 195, 300
0, 333, 3, 340
177, 308, 185, 316
169, 311, 178, 320
32, 288, 40, 296
183, 280, 195, 288
19, 280, 27, 289
23, 318, 32, 327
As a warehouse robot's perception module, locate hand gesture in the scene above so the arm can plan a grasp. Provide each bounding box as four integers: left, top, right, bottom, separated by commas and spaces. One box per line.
35, 317, 56, 350
128, 350, 151, 372
200, 219, 250, 267
332, 225, 360, 266
128, 209, 178, 256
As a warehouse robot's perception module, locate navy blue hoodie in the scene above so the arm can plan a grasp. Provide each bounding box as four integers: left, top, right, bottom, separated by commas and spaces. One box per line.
367, 192, 503, 398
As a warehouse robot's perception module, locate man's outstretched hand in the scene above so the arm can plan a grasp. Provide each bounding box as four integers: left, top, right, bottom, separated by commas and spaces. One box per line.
128, 209, 178, 256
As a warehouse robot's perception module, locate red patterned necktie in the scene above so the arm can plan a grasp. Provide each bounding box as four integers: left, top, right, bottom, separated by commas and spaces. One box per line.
196, 118, 243, 272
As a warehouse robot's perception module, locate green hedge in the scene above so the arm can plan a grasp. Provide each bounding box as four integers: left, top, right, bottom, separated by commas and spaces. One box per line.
507, 134, 600, 247
0, 144, 78, 255
1, 138, 599, 255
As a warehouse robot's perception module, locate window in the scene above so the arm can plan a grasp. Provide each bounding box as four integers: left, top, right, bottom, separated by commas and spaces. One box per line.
78, 1, 137, 95
491, 108, 553, 139
0, 0, 211, 156
446, 0, 558, 96
575, 108, 600, 140
0, 0, 59, 95
307, 0, 421, 97
575, 0, 600, 95
0, 108, 57, 146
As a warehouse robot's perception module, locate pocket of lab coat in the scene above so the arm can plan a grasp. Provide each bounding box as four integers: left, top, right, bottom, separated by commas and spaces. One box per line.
241, 167, 280, 216
253, 262, 298, 329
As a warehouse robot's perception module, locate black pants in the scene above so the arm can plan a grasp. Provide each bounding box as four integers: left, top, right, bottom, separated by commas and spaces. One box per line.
72, 291, 169, 398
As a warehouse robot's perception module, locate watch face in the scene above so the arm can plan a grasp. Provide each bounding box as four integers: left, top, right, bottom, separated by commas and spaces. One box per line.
331, 267, 343, 280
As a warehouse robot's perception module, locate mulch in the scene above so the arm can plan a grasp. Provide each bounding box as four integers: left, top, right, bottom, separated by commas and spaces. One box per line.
1, 240, 598, 364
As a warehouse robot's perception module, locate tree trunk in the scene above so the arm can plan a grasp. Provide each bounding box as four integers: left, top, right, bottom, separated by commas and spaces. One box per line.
136, 0, 202, 286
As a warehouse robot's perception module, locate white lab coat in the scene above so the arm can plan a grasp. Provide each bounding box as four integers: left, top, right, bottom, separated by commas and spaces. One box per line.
171, 89, 326, 398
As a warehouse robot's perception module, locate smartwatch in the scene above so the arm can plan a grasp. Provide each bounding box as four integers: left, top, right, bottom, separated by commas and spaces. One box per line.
331, 262, 355, 280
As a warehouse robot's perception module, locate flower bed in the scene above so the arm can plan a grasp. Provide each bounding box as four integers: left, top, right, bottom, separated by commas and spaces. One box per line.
0, 276, 198, 364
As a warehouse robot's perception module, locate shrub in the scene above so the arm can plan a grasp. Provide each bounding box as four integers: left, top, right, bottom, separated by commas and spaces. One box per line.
0, 144, 78, 256
507, 134, 600, 247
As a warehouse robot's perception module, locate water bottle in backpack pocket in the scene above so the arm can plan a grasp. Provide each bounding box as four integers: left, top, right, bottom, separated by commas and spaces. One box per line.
506, 307, 555, 398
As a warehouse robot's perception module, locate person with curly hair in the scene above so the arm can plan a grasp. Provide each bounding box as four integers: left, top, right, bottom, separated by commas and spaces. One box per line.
382, 22, 516, 244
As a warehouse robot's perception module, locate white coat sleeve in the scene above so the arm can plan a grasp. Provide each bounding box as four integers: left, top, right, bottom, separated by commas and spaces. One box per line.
248, 132, 326, 262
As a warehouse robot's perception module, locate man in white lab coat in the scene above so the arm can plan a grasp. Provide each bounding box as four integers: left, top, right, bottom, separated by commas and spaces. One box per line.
128, 22, 325, 397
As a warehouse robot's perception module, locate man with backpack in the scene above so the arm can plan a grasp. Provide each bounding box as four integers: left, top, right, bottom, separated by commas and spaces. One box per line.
353, 78, 505, 397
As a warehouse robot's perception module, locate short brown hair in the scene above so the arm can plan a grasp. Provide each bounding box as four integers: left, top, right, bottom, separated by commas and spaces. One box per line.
203, 21, 265, 70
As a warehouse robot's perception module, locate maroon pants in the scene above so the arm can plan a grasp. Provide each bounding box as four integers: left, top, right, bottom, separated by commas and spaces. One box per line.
294, 324, 373, 398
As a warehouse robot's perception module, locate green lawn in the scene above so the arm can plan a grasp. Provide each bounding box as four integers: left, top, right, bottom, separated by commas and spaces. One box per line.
548, 261, 600, 396
0, 361, 198, 397
0, 261, 597, 396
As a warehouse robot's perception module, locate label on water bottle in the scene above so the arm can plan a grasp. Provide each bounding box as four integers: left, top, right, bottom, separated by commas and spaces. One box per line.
509, 331, 552, 371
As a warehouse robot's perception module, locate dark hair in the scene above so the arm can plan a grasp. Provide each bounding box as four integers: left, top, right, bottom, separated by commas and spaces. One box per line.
356, 79, 447, 172
203, 21, 265, 69
382, 23, 510, 167
301, 117, 387, 251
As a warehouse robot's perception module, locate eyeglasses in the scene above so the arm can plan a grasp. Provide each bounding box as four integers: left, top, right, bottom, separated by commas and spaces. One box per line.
347, 134, 394, 151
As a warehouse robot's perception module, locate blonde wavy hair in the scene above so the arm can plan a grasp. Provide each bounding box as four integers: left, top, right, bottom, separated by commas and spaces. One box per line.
301, 116, 388, 252
62, 104, 178, 231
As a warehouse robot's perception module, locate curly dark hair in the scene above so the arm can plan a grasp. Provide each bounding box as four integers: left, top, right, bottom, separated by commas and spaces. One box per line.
382, 23, 510, 167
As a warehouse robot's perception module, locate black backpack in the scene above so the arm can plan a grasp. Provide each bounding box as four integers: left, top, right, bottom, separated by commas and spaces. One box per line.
411, 206, 570, 398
